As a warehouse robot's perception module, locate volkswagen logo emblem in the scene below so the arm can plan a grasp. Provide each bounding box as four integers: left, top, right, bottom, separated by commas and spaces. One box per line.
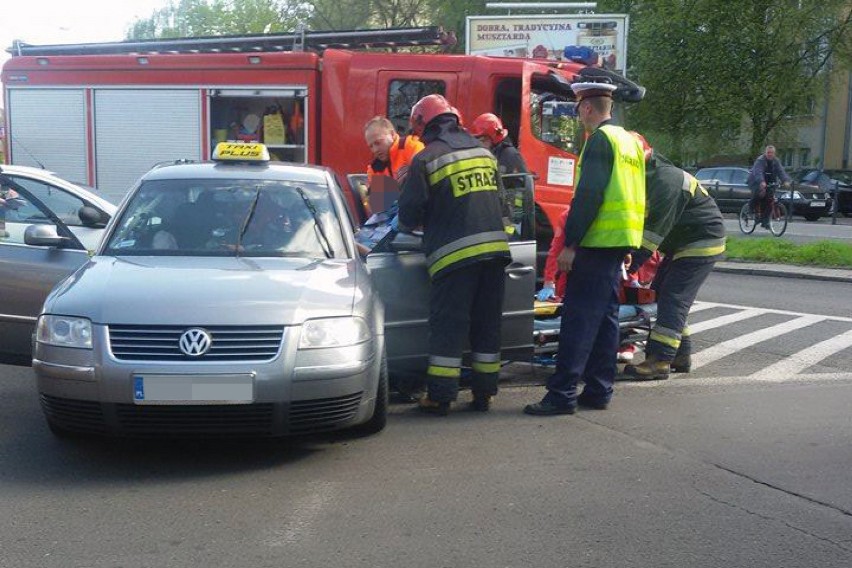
179, 328, 212, 357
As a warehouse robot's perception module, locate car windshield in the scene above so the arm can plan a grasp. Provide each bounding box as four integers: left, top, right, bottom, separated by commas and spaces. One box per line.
103, 178, 346, 258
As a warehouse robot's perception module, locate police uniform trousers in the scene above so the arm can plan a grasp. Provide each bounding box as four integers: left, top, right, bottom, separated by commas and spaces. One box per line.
427, 259, 507, 403
545, 247, 627, 407
647, 255, 717, 361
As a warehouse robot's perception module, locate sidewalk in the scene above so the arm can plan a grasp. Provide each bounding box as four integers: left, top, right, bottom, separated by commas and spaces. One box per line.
714, 260, 852, 283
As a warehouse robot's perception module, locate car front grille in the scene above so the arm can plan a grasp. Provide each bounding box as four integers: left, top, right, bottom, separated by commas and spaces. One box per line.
108, 325, 284, 362
40, 394, 108, 434
289, 392, 363, 434
115, 403, 276, 436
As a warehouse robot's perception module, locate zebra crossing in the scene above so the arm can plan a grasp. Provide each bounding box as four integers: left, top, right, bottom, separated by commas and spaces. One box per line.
626, 301, 852, 387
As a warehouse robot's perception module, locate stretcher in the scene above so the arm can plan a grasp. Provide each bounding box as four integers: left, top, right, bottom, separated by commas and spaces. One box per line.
532, 299, 658, 365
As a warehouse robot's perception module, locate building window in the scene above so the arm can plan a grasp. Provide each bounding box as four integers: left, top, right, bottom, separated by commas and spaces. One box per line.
387, 80, 446, 134
778, 149, 794, 168
798, 148, 810, 168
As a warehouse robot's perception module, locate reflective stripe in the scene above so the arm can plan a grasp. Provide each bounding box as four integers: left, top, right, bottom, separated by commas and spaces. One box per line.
425, 147, 493, 175
682, 326, 691, 337
472, 361, 501, 374
427, 231, 508, 266
650, 331, 681, 349
642, 230, 664, 251
427, 365, 462, 378
472, 352, 501, 363
672, 238, 727, 260
429, 355, 463, 367
428, 240, 510, 277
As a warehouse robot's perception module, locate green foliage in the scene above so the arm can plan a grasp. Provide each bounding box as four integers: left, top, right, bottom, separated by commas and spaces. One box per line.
725, 237, 852, 268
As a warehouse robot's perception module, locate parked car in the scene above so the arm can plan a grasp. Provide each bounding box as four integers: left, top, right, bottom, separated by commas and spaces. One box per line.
31, 143, 536, 438
796, 169, 852, 217
695, 166, 831, 220
0, 165, 116, 362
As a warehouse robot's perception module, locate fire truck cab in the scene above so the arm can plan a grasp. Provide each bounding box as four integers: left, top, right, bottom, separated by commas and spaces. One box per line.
1, 27, 644, 245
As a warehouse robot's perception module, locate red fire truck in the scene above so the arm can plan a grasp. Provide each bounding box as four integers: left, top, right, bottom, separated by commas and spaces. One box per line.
1, 27, 644, 240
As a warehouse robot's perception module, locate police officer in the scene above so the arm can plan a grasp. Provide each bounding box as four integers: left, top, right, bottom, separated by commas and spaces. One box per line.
623, 135, 726, 380
524, 81, 645, 416
398, 95, 512, 415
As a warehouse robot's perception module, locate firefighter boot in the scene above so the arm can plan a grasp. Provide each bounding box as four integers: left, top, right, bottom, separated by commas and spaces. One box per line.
671, 336, 692, 373
467, 395, 493, 412
623, 353, 671, 381
417, 397, 450, 416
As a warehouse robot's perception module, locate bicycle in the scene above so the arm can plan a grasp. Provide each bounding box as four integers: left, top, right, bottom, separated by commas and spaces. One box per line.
739, 182, 788, 237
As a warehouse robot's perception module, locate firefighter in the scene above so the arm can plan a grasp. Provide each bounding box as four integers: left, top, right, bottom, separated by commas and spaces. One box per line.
397, 94, 512, 415
623, 135, 726, 380
523, 81, 646, 416
364, 116, 424, 186
469, 113, 528, 176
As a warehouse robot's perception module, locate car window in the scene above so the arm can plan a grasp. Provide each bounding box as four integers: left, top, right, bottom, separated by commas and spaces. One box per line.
8, 176, 91, 227
104, 178, 347, 258
695, 169, 716, 181
729, 169, 749, 184
0, 186, 53, 244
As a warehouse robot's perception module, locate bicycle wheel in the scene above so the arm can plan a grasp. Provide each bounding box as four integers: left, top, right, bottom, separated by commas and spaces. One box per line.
769, 202, 788, 237
738, 202, 757, 234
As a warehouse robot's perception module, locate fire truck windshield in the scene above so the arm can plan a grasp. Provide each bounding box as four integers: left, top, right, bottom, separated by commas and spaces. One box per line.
530, 91, 584, 155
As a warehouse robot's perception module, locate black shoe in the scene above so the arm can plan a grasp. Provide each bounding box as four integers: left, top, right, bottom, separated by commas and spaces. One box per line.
418, 397, 450, 416
577, 394, 609, 410
467, 396, 492, 412
670, 354, 691, 373
523, 400, 576, 416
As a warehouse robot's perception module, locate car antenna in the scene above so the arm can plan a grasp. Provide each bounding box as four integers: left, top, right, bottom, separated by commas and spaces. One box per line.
9, 133, 47, 169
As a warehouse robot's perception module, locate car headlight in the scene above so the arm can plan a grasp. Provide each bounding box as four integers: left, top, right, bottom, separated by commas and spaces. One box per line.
793, 191, 803, 199
299, 317, 370, 349
36, 315, 93, 349
777, 191, 790, 199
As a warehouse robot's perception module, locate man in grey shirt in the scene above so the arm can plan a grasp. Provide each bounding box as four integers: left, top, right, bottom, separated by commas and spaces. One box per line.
748, 145, 791, 228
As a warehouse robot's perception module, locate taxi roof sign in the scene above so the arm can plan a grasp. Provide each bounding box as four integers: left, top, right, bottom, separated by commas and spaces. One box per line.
212, 142, 270, 162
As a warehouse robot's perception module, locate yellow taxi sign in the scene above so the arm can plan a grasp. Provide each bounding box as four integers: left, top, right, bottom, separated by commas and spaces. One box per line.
212, 142, 270, 162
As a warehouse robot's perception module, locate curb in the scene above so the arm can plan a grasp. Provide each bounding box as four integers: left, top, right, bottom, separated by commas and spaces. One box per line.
713, 263, 852, 284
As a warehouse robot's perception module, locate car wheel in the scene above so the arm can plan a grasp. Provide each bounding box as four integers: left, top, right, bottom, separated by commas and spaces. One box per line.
803, 212, 821, 221
351, 352, 388, 436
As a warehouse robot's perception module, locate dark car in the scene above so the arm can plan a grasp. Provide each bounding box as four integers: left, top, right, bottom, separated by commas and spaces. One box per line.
696, 166, 831, 220
796, 169, 852, 217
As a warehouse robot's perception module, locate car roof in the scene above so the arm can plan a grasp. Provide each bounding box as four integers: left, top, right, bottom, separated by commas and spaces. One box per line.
0, 164, 117, 213
141, 160, 334, 185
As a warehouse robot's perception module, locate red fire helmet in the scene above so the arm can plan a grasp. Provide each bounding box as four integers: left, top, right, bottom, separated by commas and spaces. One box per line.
469, 113, 508, 145
409, 94, 460, 136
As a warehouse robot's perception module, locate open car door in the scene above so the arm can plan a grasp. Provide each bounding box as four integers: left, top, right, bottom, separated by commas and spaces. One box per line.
363, 175, 535, 377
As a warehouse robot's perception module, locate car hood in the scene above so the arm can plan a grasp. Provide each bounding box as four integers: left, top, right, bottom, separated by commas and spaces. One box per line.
43, 256, 360, 326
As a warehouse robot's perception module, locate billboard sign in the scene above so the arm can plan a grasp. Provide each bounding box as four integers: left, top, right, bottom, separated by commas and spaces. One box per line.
466, 14, 629, 73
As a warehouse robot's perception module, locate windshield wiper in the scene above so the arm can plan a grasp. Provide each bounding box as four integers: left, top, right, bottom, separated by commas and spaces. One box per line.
295, 186, 333, 258
236, 185, 263, 256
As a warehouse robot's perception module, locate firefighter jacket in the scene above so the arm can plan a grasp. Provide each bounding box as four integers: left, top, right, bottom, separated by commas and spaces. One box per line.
367, 133, 425, 184
398, 115, 511, 280
493, 139, 528, 175
641, 154, 726, 261
573, 123, 645, 248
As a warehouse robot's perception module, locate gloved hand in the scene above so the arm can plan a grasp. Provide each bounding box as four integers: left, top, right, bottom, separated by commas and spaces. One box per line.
536, 284, 556, 302
628, 248, 652, 274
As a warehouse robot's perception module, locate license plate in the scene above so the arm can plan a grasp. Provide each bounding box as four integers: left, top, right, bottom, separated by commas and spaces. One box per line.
810, 201, 826, 207
133, 374, 254, 405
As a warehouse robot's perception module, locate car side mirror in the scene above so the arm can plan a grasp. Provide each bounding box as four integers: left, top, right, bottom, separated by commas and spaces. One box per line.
79, 205, 109, 228
24, 224, 69, 247
389, 231, 423, 252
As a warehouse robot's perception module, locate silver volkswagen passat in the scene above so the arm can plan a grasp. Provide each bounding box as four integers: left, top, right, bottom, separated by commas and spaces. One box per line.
33, 149, 387, 437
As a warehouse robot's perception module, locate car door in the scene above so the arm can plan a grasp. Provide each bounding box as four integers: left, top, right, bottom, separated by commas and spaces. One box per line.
366, 239, 536, 375
728, 168, 751, 207
0, 180, 93, 360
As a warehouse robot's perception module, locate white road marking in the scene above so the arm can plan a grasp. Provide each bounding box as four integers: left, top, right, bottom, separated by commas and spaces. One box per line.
622, 371, 852, 388
691, 315, 825, 370
748, 328, 852, 380
687, 308, 766, 334
691, 301, 852, 323
687, 302, 718, 313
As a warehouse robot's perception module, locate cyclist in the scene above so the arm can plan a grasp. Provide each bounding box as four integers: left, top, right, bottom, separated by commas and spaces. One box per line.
747, 145, 791, 229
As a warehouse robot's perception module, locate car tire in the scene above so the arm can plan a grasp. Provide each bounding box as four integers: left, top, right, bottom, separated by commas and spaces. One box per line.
803, 212, 822, 221
351, 352, 388, 436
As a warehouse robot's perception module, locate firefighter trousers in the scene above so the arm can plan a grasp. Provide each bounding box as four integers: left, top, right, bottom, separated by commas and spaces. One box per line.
545, 247, 627, 406
647, 256, 717, 360
427, 259, 507, 403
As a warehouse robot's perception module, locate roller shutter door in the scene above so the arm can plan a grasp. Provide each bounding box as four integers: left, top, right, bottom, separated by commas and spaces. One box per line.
7, 89, 87, 184
94, 89, 200, 202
